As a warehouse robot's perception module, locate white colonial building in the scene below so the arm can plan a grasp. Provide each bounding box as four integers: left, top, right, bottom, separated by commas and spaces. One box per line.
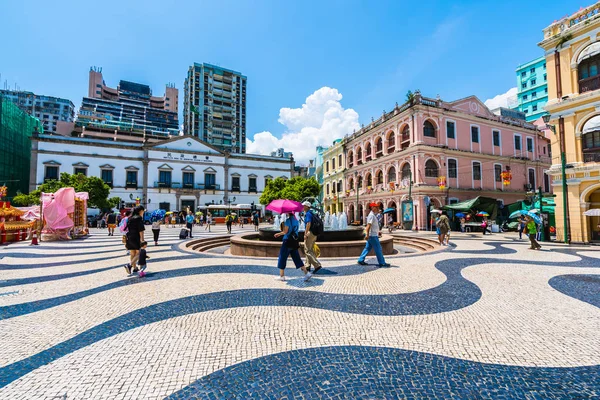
30, 134, 294, 212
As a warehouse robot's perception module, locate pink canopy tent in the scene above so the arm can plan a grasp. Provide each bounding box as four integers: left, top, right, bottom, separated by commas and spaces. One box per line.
41, 188, 89, 240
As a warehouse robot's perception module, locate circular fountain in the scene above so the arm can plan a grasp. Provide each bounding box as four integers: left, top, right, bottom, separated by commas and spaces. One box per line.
230, 211, 395, 258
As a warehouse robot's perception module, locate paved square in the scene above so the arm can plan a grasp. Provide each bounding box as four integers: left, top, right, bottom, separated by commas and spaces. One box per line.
0, 226, 598, 399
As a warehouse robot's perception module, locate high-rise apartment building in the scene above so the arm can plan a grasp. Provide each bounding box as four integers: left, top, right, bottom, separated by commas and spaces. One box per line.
75, 67, 179, 141
0, 89, 74, 134
514, 56, 549, 122
184, 63, 246, 153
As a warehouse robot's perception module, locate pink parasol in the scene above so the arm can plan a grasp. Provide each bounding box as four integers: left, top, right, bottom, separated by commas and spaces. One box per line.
265, 199, 303, 214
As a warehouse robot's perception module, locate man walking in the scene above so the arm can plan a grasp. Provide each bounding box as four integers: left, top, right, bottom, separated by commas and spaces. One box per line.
302, 201, 322, 274
225, 212, 233, 234
186, 210, 195, 238
253, 212, 260, 232
106, 211, 118, 236
357, 203, 390, 267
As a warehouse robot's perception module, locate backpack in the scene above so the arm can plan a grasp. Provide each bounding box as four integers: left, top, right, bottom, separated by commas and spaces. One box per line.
309, 211, 324, 235
119, 217, 129, 234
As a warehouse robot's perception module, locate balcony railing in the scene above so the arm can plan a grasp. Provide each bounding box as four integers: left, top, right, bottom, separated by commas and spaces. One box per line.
231, 186, 241, 192
579, 76, 600, 94
125, 182, 138, 189
583, 151, 600, 162
249, 187, 257, 193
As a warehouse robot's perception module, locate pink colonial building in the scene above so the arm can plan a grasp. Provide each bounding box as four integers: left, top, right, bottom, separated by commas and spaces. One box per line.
340, 92, 552, 229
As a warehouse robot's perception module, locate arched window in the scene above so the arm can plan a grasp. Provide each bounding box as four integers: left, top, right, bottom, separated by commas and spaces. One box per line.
366, 173, 372, 187
347, 151, 354, 167
357, 176, 363, 188
425, 159, 439, 177
582, 115, 600, 156
578, 43, 600, 93
337, 180, 342, 192
423, 120, 436, 138
348, 178, 354, 189
365, 143, 372, 161
401, 125, 410, 141
401, 163, 411, 180
376, 170, 383, 184
356, 147, 362, 165
387, 132, 395, 152
375, 137, 383, 156
387, 166, 396, 183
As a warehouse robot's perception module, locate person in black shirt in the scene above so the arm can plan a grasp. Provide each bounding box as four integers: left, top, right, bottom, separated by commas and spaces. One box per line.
137, 241, 149, 277
125, 206, 145, 275
106, 212, 118, 236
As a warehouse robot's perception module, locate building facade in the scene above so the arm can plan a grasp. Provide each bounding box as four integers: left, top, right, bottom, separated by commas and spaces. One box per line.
321, 139, 345, 213
539, 1, 600, 243
78, 67, 179, 138
0, 97, 43, 197
30, 135, 293, 213
0, 89, 74, 134
183, 63, 247, 153
340, 92, 551, 229
514, 56, 549, 122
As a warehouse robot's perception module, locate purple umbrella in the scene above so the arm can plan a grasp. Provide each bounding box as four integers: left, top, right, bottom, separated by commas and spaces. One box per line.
266, 199, 303, 214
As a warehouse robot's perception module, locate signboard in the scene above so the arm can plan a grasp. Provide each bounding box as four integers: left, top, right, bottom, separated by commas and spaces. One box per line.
162, 152, 213, 163
401, 199, 414, 230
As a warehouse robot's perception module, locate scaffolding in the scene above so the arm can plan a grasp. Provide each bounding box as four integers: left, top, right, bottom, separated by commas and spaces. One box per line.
0, 96, 42, 198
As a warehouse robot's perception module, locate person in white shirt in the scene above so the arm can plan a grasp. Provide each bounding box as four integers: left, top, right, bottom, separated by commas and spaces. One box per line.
357, 203, 390, 267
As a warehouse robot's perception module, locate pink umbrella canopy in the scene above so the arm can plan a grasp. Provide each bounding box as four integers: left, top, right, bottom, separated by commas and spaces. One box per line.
265, 199, 303, 214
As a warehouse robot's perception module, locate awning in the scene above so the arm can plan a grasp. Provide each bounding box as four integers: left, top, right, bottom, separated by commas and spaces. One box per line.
577, 42, 600, 63
582, 115, 600, 134
443, 196, 499, 219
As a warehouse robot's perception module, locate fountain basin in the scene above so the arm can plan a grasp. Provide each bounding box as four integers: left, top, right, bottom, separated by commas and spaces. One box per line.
230, 233, 394, 258
258, 227, 365, 242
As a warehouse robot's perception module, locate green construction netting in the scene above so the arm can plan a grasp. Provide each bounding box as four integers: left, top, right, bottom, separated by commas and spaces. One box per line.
0, 97, 42, 198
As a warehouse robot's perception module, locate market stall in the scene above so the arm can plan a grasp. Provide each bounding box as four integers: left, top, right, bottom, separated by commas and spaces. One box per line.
41, 187, 89, 241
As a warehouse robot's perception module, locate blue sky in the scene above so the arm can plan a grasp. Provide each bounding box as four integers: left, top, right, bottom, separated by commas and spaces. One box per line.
2, 0, 572, 162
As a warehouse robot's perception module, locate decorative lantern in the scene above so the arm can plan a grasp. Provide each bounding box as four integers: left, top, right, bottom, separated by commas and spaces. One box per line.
437, 176, 446, 190
367, 186, 373, 194
389, 182, 395, 193
0, 186, 6, 199
500, 170, 512, 186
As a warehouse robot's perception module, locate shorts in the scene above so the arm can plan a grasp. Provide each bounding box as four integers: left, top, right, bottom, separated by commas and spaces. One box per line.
125, 235, 141, 250
108, 224, 117, 229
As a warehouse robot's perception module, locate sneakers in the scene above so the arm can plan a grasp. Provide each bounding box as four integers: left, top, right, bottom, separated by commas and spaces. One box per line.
313, 265, 322, 274
378, 263, 391, 267
140, 265, 147, 272
138, 271, 146, 278
357, 260, 368, 266
275, 276, 286, 281
124, 264, 132, 275
303, 272, 313, 282
132, 268, 139, 273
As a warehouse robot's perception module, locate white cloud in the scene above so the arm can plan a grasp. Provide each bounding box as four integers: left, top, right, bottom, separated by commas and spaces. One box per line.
484, 87, 518, 110
246, 87, 360, 165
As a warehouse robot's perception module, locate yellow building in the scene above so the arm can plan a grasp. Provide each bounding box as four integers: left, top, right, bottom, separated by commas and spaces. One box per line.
322, 139, 345, 214
539, 2, 600, 243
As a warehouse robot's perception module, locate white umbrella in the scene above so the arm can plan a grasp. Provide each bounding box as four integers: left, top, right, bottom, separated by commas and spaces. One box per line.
430, 209, 443, 213
583, 208, 600, 216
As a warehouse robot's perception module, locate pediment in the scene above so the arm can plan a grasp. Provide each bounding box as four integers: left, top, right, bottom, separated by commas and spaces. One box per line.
149, 136, 223, 155
182, 165, 196, 172
445, 96, 496, 118
72, 162, 89, 167
157, 163, 173, 170
231, 172, 241, 177
100, 164, 115, 169
43, 160, 61, 166
125, 165, 140, 171
204, 167, 217, 173
248, 174, 257, 178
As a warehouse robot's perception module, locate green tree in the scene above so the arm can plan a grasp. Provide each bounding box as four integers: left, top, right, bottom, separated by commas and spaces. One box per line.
259, 176, 320, 205
10, 173, 119, 210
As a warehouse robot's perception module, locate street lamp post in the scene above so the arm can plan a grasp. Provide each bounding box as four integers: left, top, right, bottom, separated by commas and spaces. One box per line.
543, 114, 568, 244
354, 171, 359, 224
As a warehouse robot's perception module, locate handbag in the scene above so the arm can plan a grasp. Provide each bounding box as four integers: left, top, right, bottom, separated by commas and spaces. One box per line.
286, 232, 300, 249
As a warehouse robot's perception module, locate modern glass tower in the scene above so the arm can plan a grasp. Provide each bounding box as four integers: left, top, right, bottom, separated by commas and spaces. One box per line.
184, 63, 247, 153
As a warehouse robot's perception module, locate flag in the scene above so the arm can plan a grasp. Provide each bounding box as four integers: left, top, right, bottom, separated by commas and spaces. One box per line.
190, 105, 200, 115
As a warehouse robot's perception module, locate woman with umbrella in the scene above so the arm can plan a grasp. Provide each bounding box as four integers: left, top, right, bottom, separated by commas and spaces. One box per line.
269, 200, 312, 282
525, 215, 542, 250
151, 209, 165, 246
476, 211, 491, 235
